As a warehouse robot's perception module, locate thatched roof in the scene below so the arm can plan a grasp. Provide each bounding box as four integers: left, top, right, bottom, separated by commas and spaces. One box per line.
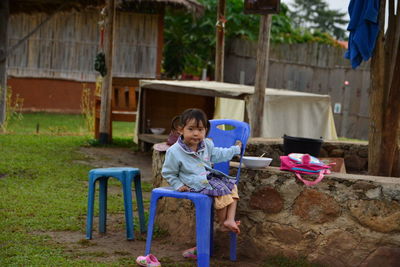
10, 0, 204, 15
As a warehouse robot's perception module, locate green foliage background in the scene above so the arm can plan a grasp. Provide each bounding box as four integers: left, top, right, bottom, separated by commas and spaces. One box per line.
163, 0, 342, 78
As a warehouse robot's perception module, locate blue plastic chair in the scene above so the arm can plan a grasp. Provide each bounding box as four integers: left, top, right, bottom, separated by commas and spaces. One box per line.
145, 119, 250, 266
86, 167, 146, 240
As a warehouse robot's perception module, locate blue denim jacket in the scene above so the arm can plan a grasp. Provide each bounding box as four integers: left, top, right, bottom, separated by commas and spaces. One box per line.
162, 138, 240, 191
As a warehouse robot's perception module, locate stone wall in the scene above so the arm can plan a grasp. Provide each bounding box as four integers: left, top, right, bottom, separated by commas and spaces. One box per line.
246, 138, 369, 174
235, 168, 400, 266
151, 144, 400, 266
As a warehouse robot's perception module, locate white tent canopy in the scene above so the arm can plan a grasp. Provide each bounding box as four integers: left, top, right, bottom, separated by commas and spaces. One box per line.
214, 90, 337, 140
138, 80, 337, 142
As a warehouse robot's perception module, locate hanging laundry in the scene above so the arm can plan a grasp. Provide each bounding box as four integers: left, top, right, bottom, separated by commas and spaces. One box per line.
345, 0, 380, 69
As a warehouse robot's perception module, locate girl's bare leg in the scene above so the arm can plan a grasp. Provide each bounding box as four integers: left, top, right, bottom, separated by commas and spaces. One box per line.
216, 206, 227, 227
216, 206, 239, 232
223, 199, 240, 234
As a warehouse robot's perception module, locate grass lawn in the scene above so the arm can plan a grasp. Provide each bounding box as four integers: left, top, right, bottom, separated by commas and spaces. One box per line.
6, 112, 135, 138
0, 113, 141, 266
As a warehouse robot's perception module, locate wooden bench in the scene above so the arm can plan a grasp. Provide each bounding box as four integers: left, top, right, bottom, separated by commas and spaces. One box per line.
94, 84, 138, 140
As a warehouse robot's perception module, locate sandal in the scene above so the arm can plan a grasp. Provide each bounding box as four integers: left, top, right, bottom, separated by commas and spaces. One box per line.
182, 247, 197, 259
135, 254, 161, 267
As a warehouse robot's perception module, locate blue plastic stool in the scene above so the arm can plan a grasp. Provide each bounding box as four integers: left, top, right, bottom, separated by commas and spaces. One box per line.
145, 120, 250, 266
86, 167, 146, 240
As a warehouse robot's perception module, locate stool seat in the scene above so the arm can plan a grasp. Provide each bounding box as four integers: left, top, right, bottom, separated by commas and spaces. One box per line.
86, 167, 145, 240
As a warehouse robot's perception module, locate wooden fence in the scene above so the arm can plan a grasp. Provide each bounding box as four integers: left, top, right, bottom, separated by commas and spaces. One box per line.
7, 10, 160, 82
224, 39, 371, 140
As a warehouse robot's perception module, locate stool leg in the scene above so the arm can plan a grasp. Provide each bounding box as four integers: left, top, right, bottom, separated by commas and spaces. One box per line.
134, 173, 146, 233
122, 177, 134, 240
86, 178, 96, 240
99, 177, 108, 234
145, 192, 160, 255
194, 198, 212, 267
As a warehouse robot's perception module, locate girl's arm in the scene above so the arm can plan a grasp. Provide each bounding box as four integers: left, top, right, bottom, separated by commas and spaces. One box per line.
208, 139, 241, 163
162, 149, 185, 190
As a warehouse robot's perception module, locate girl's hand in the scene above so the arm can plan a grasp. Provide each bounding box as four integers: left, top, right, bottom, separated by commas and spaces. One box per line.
235, 140, 242, 149
178, 185, 190, 192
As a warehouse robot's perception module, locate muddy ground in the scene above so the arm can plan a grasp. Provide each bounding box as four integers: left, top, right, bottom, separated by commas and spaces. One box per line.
45, 147, 262, 267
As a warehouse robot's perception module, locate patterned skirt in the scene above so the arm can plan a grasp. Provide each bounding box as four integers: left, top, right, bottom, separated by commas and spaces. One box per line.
191, 172, 236, 197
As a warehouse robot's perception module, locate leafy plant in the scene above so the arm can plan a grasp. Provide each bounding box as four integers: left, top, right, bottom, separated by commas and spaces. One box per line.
0, 86, 24, 132
80, 83, 95, 132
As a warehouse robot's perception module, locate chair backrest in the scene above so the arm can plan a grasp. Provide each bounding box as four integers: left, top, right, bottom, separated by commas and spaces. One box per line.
207, 119, 250, 183
112, 86, 137, 112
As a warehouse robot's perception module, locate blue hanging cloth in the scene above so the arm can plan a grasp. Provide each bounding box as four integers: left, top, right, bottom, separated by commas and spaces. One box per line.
345, 0, 380, 69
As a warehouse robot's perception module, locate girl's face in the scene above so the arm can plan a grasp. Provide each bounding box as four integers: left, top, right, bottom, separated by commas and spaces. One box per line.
179, 119, 207, 151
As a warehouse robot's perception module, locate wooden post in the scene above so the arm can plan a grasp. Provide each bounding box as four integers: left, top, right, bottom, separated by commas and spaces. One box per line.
215, 0, 226, 82
340, 83, 351, 137
156, 13, 164, 79
368, 0, 400, 177
99, 0, 116, 144
0, 0, 9, 127
380, 47, 400, 175
251, 15, 272, 137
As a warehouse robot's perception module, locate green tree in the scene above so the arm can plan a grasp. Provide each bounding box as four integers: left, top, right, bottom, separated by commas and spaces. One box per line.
289, 0, 348, 40
290, 0, 325, 28
163, 0, 338, 78
314, 8, 348, 40
163, 0, 260, 78
270, 3, 335, 45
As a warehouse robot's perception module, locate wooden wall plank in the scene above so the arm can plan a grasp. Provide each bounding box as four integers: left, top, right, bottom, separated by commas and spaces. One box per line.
7, 11, 159, 81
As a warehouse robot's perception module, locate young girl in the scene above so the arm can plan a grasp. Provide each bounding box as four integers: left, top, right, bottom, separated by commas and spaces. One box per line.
162, 108, 242, 235
166, 115, 181, 146
154, 115, 181, 152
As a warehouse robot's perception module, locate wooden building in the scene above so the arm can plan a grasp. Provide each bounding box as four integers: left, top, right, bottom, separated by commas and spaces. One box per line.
5, 0, 202, 114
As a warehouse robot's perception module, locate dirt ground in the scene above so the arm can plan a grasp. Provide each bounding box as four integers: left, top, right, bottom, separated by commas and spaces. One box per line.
45, 147, 261, 266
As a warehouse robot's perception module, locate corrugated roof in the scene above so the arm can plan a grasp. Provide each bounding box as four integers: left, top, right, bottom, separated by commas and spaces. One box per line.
10, 0, 204, 15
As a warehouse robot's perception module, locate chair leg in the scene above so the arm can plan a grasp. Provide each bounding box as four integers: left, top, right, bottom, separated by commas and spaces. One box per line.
210, 202, 214, 257
134, 173, 146, 233
99, 177, 108, 234
229, 232, 237, 261
145, 193, 160, 255
122, 176, 134, 240
194, 198, 213, 267
86, 179, 96, 240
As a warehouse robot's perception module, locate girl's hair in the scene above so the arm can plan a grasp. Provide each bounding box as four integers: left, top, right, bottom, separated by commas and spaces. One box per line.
179, 108, 209, 130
